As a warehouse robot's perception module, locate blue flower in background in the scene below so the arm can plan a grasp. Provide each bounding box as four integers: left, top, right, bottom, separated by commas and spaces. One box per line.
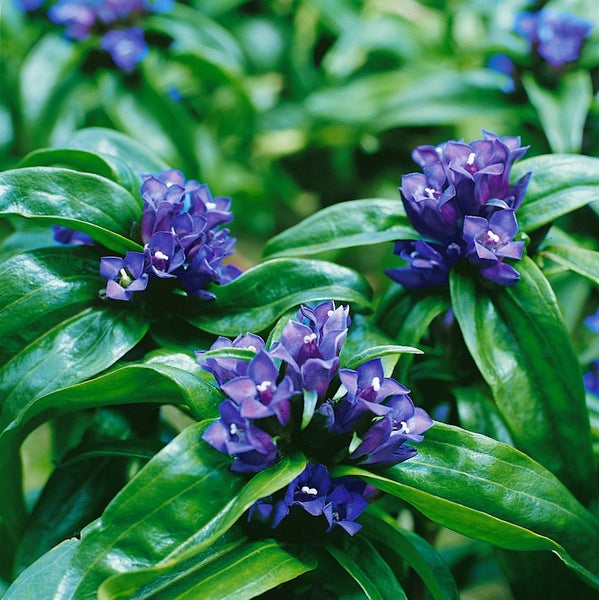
52, 225, 94, 246
487, 54, 516, 93
20, 0, 175, 71
514, 9, 593, 68
388, 131, 531, 289
585, 309, 599, 334
583, 360, 599, 398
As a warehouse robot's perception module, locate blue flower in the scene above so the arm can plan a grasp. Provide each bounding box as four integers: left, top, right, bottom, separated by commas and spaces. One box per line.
48, 0, 97, 40
202, 400, 279, 474
52, 225, 94, 246
487, 54, 516, 93
324, 478, 370, 536
101, 27, 149, 72
100, 251, 148, 301
584, 360, 599, 398
514, 9, 593, 68
584, 309, 599, 334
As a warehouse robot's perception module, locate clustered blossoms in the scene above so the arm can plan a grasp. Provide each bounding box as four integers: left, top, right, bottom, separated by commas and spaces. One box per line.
514, 9, 593, 69
100, 169, 241, 301
387, 130, 531, 289
17, 0, 174, 71
198, 302, 433, 535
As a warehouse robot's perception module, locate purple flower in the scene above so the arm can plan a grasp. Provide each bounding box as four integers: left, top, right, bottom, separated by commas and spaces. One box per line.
584, 309, 599, 333
462, 209, 524, 286
349, 395, 433, 466
515, 10, 593, 68
100, 251, 148, 301
144, 230, 185, 279
15, 0, 45, 11
584, 360, 599, 397
48, 0, 96, 40
270, 302, 350, 397
101, 27, 149, 72
202, 400, 279, 474
385, 240, 461, 290
221, 350, 295, 426
331, 359, 408, 434
96, 0, 145, 23
52, 225, 94, 246
273, 463, 331, 527
196, 333, 266, 387
324, 478, 370, 535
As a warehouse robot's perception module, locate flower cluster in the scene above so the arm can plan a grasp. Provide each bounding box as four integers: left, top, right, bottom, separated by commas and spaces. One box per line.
18, 0, 174, 71
386, 130, 531, 288
584, 309, 599, 397
514, 9, 593, 69
198, 302, 433, 535
100, 169, 241, 301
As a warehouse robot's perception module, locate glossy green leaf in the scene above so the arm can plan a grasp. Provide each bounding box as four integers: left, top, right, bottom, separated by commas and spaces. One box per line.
334, 422, 599, 588
343, 344, 423, 371
0, 167, 142, 253
100, 538, 316, 600
66, 127, 169, 178
540, 244, 599, 285
51, 423, 305, 599
186, 258, 372, 335
512, 154, 599, 233
325, 534, 406, 599
0, 307, 148, 425
4, 540, 78, 600
263, 198, 416, 258
361, 506, 458, 600
450, 258, 595, 500
522, 71, 592, 154
0, 246, 103, 366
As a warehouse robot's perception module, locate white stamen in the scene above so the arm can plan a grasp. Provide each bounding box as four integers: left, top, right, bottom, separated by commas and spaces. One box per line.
424, 187, 437, 199
486, 230, 500, 244
300, 486, 318, 496
371, 377, 381, 392
119, 268, 128, 279
230, 423, 238, 435
256, 380, 272, 393
467, 152, 476, 165
327, 309, 335, 317
247, 345, 257, 352
303, 333, 317, 344
205, 201, 216, 209
154, 250, 169, 261
398, 421, 410, 434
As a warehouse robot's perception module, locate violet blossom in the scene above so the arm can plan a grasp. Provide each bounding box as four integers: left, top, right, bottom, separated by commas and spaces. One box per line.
99, 251, 148, 301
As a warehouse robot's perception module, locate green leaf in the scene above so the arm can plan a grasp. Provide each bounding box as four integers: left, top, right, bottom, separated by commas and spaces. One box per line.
51, 423, 305, 599
0, 246, 103, 366
334, 423, 599, 588
99, 539, 316, 600
325, 534, 407, 600
301, 389, 319, 430
450, 258, 595, 500
522, 71, 592, 154
186, 258, 372, 335
0, 307, 148, 426
4, 540, 78, 600
342, 344, 423, 371
540, 244, 599, 285
512, 154, 599, 233
361, 506, 458, 600
0, 167, 143, 253
263, 198, 416, 258
66, 127, 169, 178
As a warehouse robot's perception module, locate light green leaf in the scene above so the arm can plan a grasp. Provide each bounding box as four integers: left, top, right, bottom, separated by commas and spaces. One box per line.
540, 244, 599, 285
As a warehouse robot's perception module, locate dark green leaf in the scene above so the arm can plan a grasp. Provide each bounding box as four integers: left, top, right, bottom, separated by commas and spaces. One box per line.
334, 422, 599, 588
361, 506, 458, 600
325, 534, 407, 599
540, 244, 599, 285
0, 246, 103, 365
186, 258, 372, 335
99, 539, 316, 600
522, 71, 592, 154
513, 154, 599, 233
450, 258, 595, 500
343, 344, 423, 372
263, 199, 416, 259
50, 423, 305, 598
0, 167, 142, 253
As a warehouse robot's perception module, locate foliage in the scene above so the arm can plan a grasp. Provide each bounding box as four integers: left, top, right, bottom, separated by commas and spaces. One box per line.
1, 0, 599, 598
